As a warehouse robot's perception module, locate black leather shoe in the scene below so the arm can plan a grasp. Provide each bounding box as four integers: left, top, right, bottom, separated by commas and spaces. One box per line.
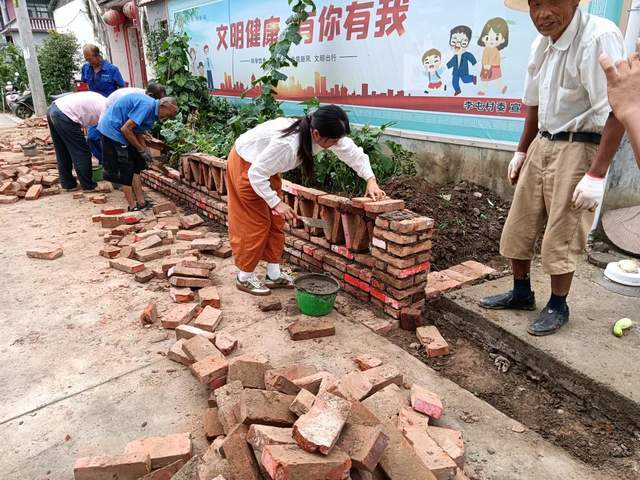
479, 290, 536, 310
527, 305, 569, 336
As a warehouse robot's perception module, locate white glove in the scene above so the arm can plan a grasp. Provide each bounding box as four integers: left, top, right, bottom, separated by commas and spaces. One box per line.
572, 173, 605, 211
507, 152, 527, 185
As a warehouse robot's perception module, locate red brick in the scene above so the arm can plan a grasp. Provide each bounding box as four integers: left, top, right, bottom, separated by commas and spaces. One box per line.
199, 286, 221, 308
402, 424, 457, 479
287, 317, 335, 341
323, 252, 349, 271
328, 371, 374, 401
341, 212, 370, 252
373, 227, 417, 245
0, 194, 18, 203
265, 365, 317, 395
140, 303, 157, 325
382, 210, 434, 233
167, 339, 191, 366
247, 425, 295, 456
386, 284, 425, 302
175, 324, 216, 342
344, 273, 370, 293
135, 246, 172, 262
302, 253, 322, 269
179, 213, 204, 229
344, 283, 370, 302
139, 459, 186, 480
24, 184, 42, 200
26, 245, 63, 260
292, 391, 352, 455
153, 201, 177, 214
190, 356, 229, 384
362, 365, 403, 395
364, 199, 405, 214
262, 444, 351, 480
399, 307, 421, 331
378, 421, 438, 480
411, 384, 444, 419
416, 326, 449, 357
125, 432, 192, 469
384, 306, 402, 320
168, 264, 210, 279
320, 204, 345, 244
176, 230, 205, 241
336, 423, 389, 472
161, 303, 199, 329
73, 452, 151, 480
215, 331, 238, 355
169, 275, 212, 288
460, 260, 497, 279
133, 234, 163, 252
100, 245, 121, 259
203, 407, 225, 440
429, 426, 465, 469
373, 268, 414, 290
371, 247, 417, 269
387, 261, 431, 279
108, 257, 144, 273
90, 194, 107, 204
309, 235, 331, 249
425, 271, 462, 299
353, 253, 376, 269
191, 237, 223, 251
228, 355, 271, 389
290, 389, 315, 416
220, 424, 261, 480
317, 194, 349, 208
351, 197, 373, 209
240, 389, 297, 427
183, 335, 223, 362
135, 269, 154, 283
170, 287, 195, 303
398, 406, 429, 434
387, 240, 432, 258
331, 244, 355, 259
354, 354, 383, 371
296, 185, 326, 201
101, 206, 125, 215
193, 305, 223, 331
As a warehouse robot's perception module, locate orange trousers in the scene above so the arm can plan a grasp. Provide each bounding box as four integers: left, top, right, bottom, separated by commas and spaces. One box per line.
226, 146, 285, 272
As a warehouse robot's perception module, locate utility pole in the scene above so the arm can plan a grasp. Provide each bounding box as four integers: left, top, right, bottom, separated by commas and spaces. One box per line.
14, 0, 47, 116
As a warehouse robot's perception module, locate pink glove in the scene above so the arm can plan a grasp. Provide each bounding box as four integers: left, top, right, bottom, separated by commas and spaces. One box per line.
572, 173, 605, 211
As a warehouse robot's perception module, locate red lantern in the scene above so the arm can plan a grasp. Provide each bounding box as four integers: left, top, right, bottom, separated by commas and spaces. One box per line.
102, 9, 126, 27
122, 2, 138, 20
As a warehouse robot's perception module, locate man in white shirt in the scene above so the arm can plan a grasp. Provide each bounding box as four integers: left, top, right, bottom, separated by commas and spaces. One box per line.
47, 91, 107, 191
480, 0, 626, 336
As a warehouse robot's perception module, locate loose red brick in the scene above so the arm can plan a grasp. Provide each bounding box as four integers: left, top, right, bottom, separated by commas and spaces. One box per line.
193, 305, 223, 331
183, 335, 224, 362
204, 408, 225, 440
167, 339, 191, 366
363, 199, 405, 214
191, 237, 223, 252
112, 224, 135, 236
328, 371, 374, 401
460, 260, 497, 279
101, 206, 125, 215
26, 245, 63, 260
361, 316, 397, 335
199, 286, 221, 308
214, 380, 243, 431
115, 245, 134, 259
354, 354, 383, 371
258, 299, 283, 312
180, 258, 215, 270
378, 421, 438, 480
292, 391, 351, 455
403, 424, 457, 479
161, 303, 199, 329
214, 331, 238, 355
336, 423, 389, 472
361, 384, 407, 422
411, 384, 444, 419
109, 257, 145, 273
179, 213, 204, 229
399, 307, 421, 331
265, 365, 317, 395
290, 388, 315, 416
239, 389, 297, 427
153, 201, 177, 215
133, 234, 163, 252
227, 355, 271, 389
190, 356, 229, 384
170, 287, 195, 303
247, 425, 295, 458
125, 432, 192, 469
425, 271, 462, 299
41, 175, 58, 186
0, 194, 18, 203
135, 269, 154, 283
351, 197, 373, 209
24, 184, 42, 200
362, 365, 403, 395
176, 229, 205, 241
387, 261, 431, 279
73, 452, 151, 480
261, 444, 351, 480
398, 406, 430, 434
134, 230, 167, 242
429, 426, 465, 468
220, 424, 261, 480
140, 303, 157, 325
287, 317, 335, 341
169, 275, 212, 288
416, 326, 449, 357
100, 245, 121, 259
90, 194, 107, 204
168, 264, 210, 279
135, 246, 172, 262
175, 324, 216, 342
139, 459, 186, 480
162, 256, 184, 273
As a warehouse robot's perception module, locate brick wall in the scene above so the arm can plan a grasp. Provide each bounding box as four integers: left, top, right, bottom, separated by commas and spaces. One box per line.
141, 153, 434, 319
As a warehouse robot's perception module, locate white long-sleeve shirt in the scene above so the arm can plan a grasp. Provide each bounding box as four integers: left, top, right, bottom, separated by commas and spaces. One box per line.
234, 117, 375, 208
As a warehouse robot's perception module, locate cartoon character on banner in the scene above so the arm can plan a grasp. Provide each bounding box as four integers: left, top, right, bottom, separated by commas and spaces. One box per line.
477, 17, 510, 96
203, 44, 214, 90
197, 62, 205, 78
189, 47, 197, 75
422, 48, 447, 95
446, 25, 477, 97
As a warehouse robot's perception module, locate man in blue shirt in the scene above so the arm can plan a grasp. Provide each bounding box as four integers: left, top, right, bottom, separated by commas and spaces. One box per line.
81, 44, 126, 97
446, 25, 477, 96
98, 94, 178, 211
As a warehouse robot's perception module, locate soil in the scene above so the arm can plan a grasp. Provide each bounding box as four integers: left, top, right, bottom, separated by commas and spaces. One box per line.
383, 176, 511, 271
385, 306, 640, 480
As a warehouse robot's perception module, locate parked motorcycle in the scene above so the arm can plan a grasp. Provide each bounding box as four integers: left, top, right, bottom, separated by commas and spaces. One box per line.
4, 81, 21, 112
13, 91, 34, 119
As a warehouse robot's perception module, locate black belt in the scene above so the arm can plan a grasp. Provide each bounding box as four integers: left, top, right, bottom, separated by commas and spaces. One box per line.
540, 131, 601, 145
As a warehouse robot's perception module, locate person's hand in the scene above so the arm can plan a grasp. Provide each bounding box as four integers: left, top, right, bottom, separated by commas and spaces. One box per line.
139, 148, 152, 164
572, 173, 605, 211
365, 177, 386, 201
273, 201, 297, 222
599, 40, 640, 124
507, 152, 527, 186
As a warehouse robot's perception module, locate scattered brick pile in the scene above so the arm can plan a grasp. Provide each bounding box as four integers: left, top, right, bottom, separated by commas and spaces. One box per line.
0, 148, 61, 203
141, 154, 435, 321
426, 261, 497, 299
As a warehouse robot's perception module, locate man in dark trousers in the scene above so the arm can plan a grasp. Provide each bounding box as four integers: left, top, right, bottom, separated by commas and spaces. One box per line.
480, 0, 626, 336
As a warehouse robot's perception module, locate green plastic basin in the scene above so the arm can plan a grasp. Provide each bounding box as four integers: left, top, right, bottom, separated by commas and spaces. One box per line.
92, 165, 103, 182
294, 273, 341, 317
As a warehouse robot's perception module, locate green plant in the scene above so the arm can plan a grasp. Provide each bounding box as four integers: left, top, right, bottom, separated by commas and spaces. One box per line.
144, 21, 169, 69
37, 31, 81, 99
0, 43, 28, 96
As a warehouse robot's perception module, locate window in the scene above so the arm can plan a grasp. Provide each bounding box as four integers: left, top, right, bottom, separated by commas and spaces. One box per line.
27, 0, 50, 18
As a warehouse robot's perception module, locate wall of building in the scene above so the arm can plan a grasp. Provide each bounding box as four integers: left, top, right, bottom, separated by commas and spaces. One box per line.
53, 0, 102, 52
9, 30, 49, 48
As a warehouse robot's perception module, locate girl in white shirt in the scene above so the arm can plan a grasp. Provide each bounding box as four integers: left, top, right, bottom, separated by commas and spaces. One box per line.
227, 104, 386, 296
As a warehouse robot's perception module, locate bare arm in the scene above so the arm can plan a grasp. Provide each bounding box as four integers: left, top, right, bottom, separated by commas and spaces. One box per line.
619, 111, 640, 167
121, 119, 146, 152
517, 106, 539, 153
589, 113, 625, 177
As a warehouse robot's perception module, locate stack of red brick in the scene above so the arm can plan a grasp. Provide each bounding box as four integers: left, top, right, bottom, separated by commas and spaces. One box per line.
141, 154, 435, 320
0, 150, 63, 203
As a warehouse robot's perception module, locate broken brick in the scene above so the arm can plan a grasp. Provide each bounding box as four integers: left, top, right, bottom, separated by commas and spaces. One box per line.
73, 452, 151, 480
192, 237, 223, 252
193, 305, 222, 331
109, 257, 145, 274
397, 406, 429, 434
411, 384, 444, 419
125, 432, 192, 469
170, 287, 196, 304
140, 303, 157, 325
362, 364, 403, 395
179, 213, 204, 229
133, 234, 163, 252
139, 459, 186, 480
176, 230, 205, 241
336, 423, 389, 472
258, 299, 283, 312
175, 324, 216, 342
425, 271, 462, 299
429, 426, 464, 469
24, 184, 42, 200
199, 286, 221, 308
190, 356, 229, 384
135, 269, 154, 283
169, 276, 212, 288
287, 317, 335, 341
182, 335, 224, 362
204, 408, 225, 440
362, 384, 408, 422
265, 365, 317, 395
168, 264, 210, 279
293, 372, 334, 395
214, 331, 238, 356
399, 307, 422, 331
227, 355, 270, 389
26, 245, 63, 260
403, 423, 457, 479
161, 303, 199, 329
292, 391, 351, 455
153, 201, 177, 215
101, 206, 125, 215
328, 371, 374, 401
239, 389, 297, 427
378, 421, 437, 480
220, 424, 261, 480
416, 326, 449, 357
261, 444, 351, 480
167, 339, 191, 366
460, 260, 496, 279
247, 425, 295, 459
354, 354, 383, 371
290, 389, 315, 417
100, 245, 121, 259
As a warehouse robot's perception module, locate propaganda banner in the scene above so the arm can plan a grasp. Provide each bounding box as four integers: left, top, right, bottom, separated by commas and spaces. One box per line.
168, 0, 623, 143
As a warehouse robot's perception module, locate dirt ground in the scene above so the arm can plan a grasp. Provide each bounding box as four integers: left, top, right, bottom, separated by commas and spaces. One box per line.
384, 176, 510, 271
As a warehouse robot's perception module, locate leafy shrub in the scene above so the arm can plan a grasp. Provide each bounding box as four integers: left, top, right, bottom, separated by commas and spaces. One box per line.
0, 43, 28, 96
37, 31, 81, 98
